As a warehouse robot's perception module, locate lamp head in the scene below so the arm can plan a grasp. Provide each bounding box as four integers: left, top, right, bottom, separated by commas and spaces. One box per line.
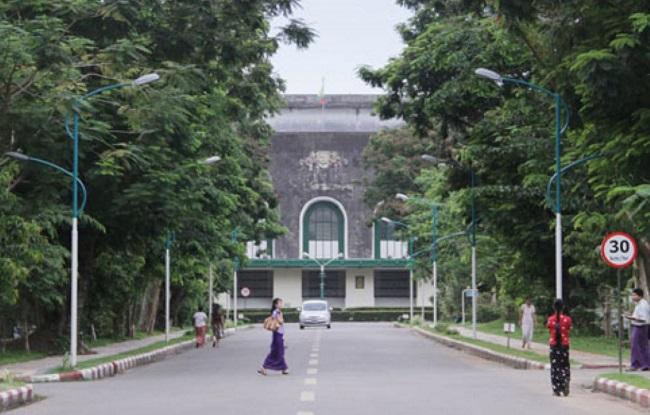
302, 252, 311, 259
5, 151, 29, 161
395, 193, 409, 201
474, 68, 503, 87
132, 73, 160, 86
380, 217, 393, 224
202, 155, 221, 165
421, 154, 440, 164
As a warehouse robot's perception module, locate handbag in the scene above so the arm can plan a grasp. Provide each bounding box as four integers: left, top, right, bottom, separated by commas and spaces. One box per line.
263, 315, 280, 332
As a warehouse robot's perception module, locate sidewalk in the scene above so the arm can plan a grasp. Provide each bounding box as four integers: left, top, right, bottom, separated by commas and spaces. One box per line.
0, 330, 187, 377
451, 325, 622, 369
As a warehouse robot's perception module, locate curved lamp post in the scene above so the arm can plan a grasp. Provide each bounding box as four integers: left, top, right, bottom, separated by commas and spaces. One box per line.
421, 154, 478, 337
164, 155, 221, 343
63, 73, 159, 366
475, 68, 569, 300
302, 252, 344, 300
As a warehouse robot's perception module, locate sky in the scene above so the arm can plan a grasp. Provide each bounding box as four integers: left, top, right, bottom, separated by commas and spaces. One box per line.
271, 0, 412, 94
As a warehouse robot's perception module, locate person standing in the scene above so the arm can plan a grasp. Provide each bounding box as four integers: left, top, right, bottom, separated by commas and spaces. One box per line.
547, 298, 572, 397
520, 297, 536, 349
193, 305, 208, 348
625, 288, 650, 371
211, 303, 225, 348
258, 298, 289, 375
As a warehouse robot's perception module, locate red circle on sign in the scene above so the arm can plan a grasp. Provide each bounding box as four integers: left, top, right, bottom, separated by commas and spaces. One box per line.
600, 232, 638, 269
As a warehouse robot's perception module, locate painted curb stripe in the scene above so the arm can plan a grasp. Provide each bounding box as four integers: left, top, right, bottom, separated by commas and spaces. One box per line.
0, 384, 33, 411
594, 377, 650, 408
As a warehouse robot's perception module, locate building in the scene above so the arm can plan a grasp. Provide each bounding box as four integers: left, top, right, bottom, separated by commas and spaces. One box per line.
234, 95, 434, 309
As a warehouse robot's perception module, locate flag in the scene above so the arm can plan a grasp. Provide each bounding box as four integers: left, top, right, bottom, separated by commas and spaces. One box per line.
318, 77, 327, 107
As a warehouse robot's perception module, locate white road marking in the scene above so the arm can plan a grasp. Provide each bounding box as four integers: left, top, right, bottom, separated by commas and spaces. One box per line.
297, 412, 314, 415
300, 391, 315, 402
307, 368, 318, 375
304, 378, 317, 385
309, 359, 319, 365
310, 353, 318, 358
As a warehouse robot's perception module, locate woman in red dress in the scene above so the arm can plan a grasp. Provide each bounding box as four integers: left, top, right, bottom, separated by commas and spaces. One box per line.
547, 298, 572, 396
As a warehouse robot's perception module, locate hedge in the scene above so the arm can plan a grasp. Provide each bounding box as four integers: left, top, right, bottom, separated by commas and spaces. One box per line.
237, 308, 419, 323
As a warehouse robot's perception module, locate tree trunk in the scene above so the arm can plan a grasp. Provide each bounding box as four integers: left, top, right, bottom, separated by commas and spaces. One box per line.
23, 318, 30, 353
137, 280, 161, 333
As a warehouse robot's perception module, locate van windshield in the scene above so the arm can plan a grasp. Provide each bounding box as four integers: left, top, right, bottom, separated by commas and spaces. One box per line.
303, 303, 327, 311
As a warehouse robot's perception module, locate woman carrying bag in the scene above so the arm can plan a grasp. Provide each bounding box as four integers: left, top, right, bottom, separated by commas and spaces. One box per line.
258, 298, 289, 375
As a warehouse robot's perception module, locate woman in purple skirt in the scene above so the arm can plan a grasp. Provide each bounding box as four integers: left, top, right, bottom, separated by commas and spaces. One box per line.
258, 298, 289, 375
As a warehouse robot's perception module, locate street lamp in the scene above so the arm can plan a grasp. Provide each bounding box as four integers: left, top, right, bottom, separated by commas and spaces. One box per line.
163, 154, 221, 343
381, 217, 416, 321
302, 252, 343, 300
62, 73, 159, 366
475, 67, 569, 300
421, 154, 477, 337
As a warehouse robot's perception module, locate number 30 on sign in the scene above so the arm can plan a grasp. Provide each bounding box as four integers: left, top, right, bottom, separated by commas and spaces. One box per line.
600, 232, 638, 269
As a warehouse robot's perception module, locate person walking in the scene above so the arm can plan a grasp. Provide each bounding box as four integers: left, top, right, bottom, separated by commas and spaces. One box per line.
520, 297, 536, 349
193, 305, 208, 348
258, 298, 289, 375
625, 288, 650, 371
547, 298, 572, 397
211, 303, 225, 348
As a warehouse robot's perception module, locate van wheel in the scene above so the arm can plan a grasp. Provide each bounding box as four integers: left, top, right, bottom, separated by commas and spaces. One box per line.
327, 324, 331, 329
300, 325, 305, 330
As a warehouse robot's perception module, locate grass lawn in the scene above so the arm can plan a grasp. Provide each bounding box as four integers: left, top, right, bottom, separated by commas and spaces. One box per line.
50, 331, 194, 373
0, 380, 25, 392
85, 328, 184, 349
600, 373, 650, 389
476, 319, 630, 360
0, 351, 47, 366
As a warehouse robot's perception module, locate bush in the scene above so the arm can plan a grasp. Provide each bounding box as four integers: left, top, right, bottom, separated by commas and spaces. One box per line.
237, 308, 414, 323
477, 303, 501, 323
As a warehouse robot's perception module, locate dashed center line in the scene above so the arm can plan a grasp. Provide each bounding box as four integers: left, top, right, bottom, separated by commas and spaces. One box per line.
297, 412, 314, 415
308, 359, 319, 366
304, 377, 317, 385
307, 367, 318, 375
300, 391, 315, 402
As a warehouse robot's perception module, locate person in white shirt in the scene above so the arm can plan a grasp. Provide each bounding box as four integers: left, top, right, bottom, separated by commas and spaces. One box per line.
520, 298, 536, 349
193, 306, 208, 348
625, 288, 650, 371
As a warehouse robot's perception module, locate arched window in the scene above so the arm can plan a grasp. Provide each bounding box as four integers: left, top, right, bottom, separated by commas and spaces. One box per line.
375, 221, 408, 259
302, 201, 345, 258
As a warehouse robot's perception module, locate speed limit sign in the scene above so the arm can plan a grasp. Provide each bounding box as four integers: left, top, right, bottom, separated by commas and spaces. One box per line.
601, 232, 638, 269
240, 287, 251, 297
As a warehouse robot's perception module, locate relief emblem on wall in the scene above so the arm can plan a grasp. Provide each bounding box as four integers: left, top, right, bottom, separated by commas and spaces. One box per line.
299, 150, 352, 191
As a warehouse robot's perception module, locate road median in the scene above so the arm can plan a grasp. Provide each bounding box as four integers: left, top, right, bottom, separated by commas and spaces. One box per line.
398, 323, 548, 370
593, 375, 650, 409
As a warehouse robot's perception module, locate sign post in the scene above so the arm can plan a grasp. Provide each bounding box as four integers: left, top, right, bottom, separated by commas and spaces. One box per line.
601, 232, 638, 374
240, 286, 251, 311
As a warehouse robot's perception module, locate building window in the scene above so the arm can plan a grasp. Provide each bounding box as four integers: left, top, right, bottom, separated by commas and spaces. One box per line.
375, 221, 409, 259
355, 276, 365, 289
246, 240, 273, 259
374, 270, 413, 298
237, 271, 273, 298
302, 270, 346, 298
303, 201, 344, 258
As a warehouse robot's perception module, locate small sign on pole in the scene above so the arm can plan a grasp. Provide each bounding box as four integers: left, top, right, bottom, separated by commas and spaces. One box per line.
240, 287, 251, 298
600, 232, 638, 269
503, 323, 516, 348
601, 231, 638, 375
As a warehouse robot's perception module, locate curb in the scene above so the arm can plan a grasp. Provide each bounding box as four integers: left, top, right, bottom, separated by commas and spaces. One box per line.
594, 377, 650, 408
403, 324, 548, 370
0, 385, 33, 412
21, 326, 246, 383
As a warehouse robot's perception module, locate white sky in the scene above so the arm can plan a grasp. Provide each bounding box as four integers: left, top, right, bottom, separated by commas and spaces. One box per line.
271, 0, 412, 94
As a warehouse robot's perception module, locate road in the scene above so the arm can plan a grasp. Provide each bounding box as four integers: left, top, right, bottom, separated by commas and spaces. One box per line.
18, 323, 643, 415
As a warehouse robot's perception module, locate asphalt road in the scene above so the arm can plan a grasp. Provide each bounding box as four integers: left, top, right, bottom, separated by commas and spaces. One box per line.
18, 323, 643, 415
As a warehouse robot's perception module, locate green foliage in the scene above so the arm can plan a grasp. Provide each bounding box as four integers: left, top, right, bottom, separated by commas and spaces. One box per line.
0, 0, 310, 351
362, 0, 650, 327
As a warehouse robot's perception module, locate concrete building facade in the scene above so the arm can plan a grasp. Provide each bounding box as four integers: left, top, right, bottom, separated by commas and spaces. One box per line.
236, 95, 434, 309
